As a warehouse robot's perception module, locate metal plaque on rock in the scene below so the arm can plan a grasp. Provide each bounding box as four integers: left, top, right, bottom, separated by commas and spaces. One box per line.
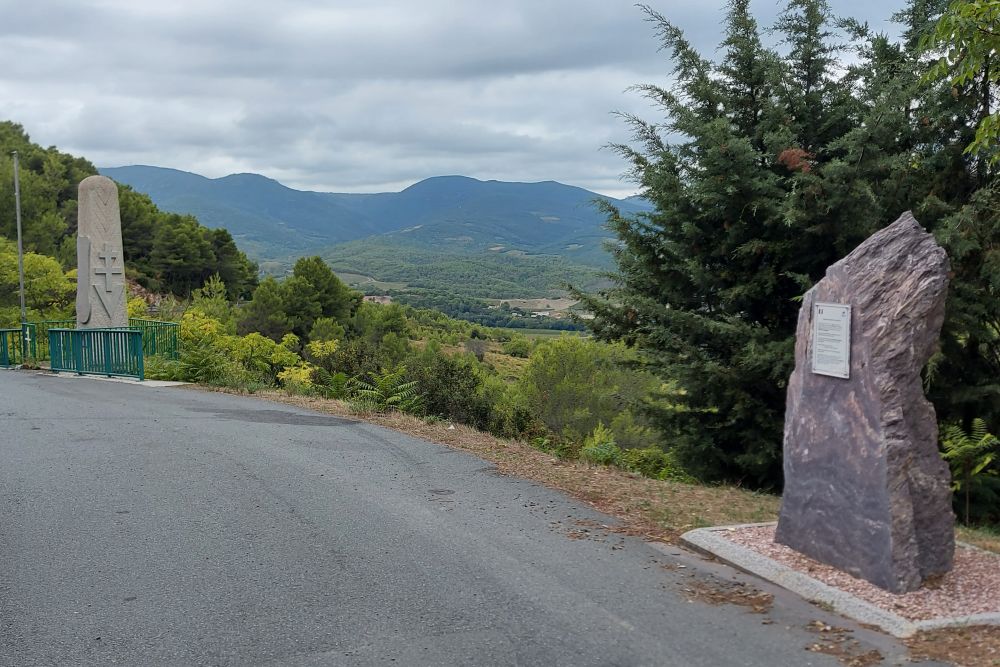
812, 302, 851, 379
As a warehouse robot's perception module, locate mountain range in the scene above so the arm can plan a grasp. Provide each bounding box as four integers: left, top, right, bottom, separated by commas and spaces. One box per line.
99, 165, 651, 298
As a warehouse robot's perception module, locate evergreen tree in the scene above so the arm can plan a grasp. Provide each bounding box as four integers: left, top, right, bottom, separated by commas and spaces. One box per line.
208, 228, 258, 300
237, 277, 291, 341
579, 0, 1000, 486
150, 214, 216, 296
280, 257, 356, 339
574, 0, 954, 485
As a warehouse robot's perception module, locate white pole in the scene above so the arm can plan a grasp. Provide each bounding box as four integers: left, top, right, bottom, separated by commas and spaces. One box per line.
12, 150, 26, 323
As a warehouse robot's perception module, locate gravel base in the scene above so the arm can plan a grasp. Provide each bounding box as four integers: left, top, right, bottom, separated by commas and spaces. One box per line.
723, 524, 1000, 622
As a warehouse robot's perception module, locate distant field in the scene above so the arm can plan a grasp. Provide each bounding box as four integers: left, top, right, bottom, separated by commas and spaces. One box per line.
335, 272, 408, 291
491, 297, 578, 312
496, 328, 586, 339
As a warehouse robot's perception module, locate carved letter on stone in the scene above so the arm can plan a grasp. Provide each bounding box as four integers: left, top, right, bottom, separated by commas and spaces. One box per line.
77, 176, 127, 328
775, 212, 955, 593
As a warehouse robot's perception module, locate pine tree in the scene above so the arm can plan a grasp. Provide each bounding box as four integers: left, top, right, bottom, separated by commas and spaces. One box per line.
574, 0, 919, 485
580, 0, 1000, 487
237, 277, 291, 341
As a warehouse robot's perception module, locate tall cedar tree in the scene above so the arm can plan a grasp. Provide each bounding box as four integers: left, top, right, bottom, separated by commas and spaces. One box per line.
576, 0, 1000, 486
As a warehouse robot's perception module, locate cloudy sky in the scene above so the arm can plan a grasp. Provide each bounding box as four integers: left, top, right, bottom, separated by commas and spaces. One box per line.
2, 0, 898, 197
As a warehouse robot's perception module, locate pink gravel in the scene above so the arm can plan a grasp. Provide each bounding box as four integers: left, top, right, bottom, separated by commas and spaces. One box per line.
721, 524, 1000, 622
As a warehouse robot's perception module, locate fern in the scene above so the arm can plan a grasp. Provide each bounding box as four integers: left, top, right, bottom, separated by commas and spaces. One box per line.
348, 366, 424, 414
941, 418, 999, 524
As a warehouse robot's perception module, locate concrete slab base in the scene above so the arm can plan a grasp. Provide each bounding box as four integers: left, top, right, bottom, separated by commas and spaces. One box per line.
680, 522, 1000, 638
34, 370, 188, 388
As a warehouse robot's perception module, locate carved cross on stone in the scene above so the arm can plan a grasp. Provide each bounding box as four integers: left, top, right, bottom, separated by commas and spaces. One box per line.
77, 176, 127, 328
95, 245, 123, 292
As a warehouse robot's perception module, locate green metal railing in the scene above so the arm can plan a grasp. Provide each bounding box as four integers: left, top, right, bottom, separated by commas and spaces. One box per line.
20, 323, 37, 359
128, 318, 179, 359
23, 318, 177, 362
27, 319, 75, 360
48, 328, 145, 380
1, 328, 26, 368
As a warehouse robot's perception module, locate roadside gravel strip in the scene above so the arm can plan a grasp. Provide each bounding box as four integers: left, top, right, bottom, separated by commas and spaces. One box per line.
681, 522, 1000, 638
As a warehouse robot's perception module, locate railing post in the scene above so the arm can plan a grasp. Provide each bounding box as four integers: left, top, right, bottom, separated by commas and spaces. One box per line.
104, 331, 113, 377
0, 331, 9, 367
48, 330, 58, 372
73, 331, 83, 376
135, 331, 145, 381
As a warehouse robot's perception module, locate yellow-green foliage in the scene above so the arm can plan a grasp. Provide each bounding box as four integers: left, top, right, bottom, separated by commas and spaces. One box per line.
307, 338, 340, 361
0, 235, 74, 325
127, 296, 150, 319
580, 423, 622, 466
277, 363, 316, 394
151, 310, 303, 387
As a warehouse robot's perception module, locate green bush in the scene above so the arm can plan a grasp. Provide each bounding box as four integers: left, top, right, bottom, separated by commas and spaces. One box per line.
518, 336, 658, 442
312, 367, 350, 399
501, 336, 532, 358
580, 423, 622, 466
531, 435, 580, 459
348, 366, 423, 414
405, 344, 490, 425
942, 419, 1000, 525
619, 447, 695, 483
477, 374, 537, 439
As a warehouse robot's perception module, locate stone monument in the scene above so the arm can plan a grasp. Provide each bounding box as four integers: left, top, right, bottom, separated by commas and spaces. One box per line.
775, 212, 955, 593
76, 175, 127, 328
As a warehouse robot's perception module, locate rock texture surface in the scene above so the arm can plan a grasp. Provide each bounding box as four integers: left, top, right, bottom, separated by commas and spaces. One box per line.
76, 175, 127, 328
775, 212, 955, 593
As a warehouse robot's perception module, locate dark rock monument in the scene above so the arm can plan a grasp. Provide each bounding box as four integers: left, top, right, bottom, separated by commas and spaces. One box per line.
775, 212, 955, 593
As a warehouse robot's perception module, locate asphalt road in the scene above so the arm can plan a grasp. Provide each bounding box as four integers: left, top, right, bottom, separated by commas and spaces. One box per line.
0, 371, 933, 666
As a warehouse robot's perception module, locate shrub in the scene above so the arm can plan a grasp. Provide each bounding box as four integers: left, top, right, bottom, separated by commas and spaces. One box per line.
580, 423, 622, 466
501, 336, 532, 358
312, 367, 349, 399
406, 344, 490, 426
171, 310, 302, 389
477, 374, 536, 439
518, 336, 657, 442
278, 363, 316, 395
349, 366, 423, 414
942, 419, 1000, 525
619, 447, 696, 483
464, 338, 488, 362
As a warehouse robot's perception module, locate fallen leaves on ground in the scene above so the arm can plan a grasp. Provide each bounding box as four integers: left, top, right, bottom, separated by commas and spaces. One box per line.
906, 626, 1000, 667
680, 577, 774, 614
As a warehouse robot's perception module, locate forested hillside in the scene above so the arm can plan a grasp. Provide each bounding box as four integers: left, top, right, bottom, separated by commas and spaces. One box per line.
0, 122, 257, 301
99, 166, 651, 299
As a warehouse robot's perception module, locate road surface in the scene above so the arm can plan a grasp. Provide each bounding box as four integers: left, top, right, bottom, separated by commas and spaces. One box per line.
0, 371, 931, 666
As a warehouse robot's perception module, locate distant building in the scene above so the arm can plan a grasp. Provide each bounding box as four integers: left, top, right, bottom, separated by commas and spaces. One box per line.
531, 311, 551, 318
363, 295, 393, 305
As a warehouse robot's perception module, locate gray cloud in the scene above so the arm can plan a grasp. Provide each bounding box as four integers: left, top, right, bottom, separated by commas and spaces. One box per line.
2, 0, 902, 198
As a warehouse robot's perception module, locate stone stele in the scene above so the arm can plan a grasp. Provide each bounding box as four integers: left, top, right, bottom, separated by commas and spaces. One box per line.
774, 211, 955, 593
76, 175, 127, 328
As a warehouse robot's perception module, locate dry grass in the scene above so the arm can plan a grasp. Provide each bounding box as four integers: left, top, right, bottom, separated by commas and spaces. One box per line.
959, 526, 1000, 554
483, 348, 529, 381
907, 625, 1000, 667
